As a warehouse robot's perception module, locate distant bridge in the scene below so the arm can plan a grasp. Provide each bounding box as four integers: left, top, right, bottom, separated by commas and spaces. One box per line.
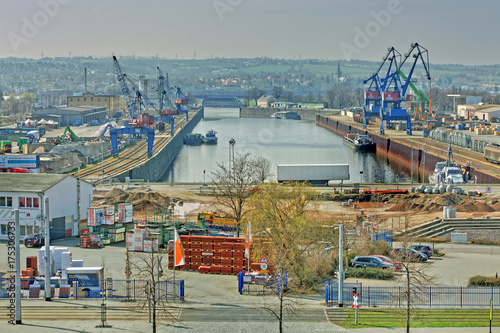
202, 96, 241, 118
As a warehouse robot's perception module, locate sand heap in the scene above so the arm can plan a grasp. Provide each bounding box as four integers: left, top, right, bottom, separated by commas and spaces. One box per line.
386, 193, 495, 213
95, 188, 171, 212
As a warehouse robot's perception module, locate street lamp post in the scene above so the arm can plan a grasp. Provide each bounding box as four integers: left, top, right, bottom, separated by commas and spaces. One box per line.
101, 141, 104, 182
228, 139, 235, 173
422, 144, 426, 184
411, 141, 414, 184
338, 224, 344, 307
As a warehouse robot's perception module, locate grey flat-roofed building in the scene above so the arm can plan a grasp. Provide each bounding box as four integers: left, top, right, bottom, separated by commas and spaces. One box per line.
33, 105, 108, 126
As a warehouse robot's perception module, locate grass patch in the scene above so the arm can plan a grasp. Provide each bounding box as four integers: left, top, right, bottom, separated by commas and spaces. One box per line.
468, 275, 500, 287
339, 309, 500, 328
346, 267, 394, 280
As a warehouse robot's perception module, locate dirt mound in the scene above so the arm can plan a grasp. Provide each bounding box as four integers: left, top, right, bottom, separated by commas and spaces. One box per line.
385, 193, 494, 213
454, 202, 495, 212
104, 188, 127, 198
492, 201, 500, 211
96, 190, 171, 211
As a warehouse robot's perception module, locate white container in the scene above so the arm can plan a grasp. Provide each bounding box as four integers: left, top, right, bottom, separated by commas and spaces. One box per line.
61, 252, 72, 270
443, 206, 451, 219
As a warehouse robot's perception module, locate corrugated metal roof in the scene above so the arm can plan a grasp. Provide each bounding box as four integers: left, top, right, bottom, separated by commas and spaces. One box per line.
476, 106, 500, 113
0, 174, 71, 193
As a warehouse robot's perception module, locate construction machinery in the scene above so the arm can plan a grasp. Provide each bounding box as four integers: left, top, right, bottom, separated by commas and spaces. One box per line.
61, 126, 79, 143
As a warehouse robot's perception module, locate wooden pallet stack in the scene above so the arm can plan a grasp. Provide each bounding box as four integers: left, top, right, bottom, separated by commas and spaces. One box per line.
167, 235, 247, 275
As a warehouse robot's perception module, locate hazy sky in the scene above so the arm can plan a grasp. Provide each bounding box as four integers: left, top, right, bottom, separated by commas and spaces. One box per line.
0, 0, 497, 65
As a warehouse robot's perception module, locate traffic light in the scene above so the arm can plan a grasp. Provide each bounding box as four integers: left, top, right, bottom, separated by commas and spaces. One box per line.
352, 287, 358, 294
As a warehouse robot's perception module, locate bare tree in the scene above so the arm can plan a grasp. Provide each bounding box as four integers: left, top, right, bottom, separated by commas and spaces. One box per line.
325, 88, 336, 108
253, 156, 273, 183
210, 152, 261, 234
272, 85, 284, 101
281, 91, 295, 103
248, 87, 265, 106
131, 251, 178, 333
392, 214, 435, 333
125, 249, 133, 302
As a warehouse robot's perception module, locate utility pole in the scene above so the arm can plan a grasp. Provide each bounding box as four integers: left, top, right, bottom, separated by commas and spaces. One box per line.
14, 209, 21, 324
44, 197, 51, 301
338, 224, 344, 307
411, 141, 414, 183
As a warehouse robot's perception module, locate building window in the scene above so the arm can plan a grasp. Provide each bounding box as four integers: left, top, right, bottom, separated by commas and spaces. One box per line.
34, 226, 40, 234
84, 98, 87, 102
105, 98, 108, 101
77, 98, 80, 102
19, 197, 38, 208
0, 224, 6, 235
98, 98, 100, 102
91, 97, 94, 102
0, 197, 12, 207
27, 225, 33, 235
20, 225, 26, 236
70, 98, 73, 101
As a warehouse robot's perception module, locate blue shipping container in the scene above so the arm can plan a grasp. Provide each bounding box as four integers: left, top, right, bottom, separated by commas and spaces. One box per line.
455, 124, 464, 130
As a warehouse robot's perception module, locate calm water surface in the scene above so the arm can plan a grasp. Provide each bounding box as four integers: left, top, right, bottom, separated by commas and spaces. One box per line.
159, 118, 412, 183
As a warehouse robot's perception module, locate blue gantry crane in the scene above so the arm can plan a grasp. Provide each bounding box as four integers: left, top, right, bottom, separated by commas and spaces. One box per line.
362, 47, 402, 130
363, 43, 431, 136
173, 86, 189, 121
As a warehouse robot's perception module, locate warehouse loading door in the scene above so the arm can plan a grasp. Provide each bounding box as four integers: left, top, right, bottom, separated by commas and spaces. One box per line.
50, 217, 66, 240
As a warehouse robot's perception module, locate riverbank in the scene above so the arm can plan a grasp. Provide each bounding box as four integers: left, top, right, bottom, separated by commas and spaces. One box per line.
316, 114, 500, 184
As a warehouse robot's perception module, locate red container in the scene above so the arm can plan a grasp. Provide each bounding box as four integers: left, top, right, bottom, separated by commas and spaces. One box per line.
382, 91, 399, 101
180, 235, 191, 242
21, 277, 30, 289
26, 256, 37, 270
364, 90, 379, 100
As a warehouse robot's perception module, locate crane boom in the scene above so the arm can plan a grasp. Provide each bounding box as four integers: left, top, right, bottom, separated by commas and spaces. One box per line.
113, 56, 135, 120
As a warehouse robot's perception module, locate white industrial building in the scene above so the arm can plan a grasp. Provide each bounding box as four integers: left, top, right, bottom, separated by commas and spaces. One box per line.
0, 174, 93, 240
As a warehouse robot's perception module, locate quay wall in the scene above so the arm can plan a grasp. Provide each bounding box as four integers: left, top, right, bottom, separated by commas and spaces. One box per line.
115, 109, 203, 182
316, 114, 500, 184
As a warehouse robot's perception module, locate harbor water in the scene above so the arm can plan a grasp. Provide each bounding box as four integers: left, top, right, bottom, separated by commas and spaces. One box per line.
159, 118, 413, 183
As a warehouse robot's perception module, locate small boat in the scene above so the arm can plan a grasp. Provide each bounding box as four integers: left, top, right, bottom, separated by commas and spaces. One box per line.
343, 133, 376, 151
271, 111, 301, 120
183, 133, 204, 145
204, 130, 218, 144
428, 144, 465, 184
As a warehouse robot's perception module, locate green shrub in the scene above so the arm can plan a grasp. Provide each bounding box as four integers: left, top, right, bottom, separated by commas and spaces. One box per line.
371, 240, 392, 256
468, 275, 500, 287
346, 267, 394, 280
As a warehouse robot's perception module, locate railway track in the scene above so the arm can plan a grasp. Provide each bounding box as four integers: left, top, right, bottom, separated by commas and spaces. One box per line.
73, 114, 191, 182
0, 304, 181, 321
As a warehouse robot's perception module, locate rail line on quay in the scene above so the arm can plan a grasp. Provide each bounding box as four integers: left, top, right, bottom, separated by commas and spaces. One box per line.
74, 115, 190, 183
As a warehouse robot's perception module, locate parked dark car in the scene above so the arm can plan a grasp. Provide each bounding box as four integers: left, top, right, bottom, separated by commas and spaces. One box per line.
351, 255, 395, 270
412, 245, 433, 258
23, 233, 45, 247
391, 247, 427, 262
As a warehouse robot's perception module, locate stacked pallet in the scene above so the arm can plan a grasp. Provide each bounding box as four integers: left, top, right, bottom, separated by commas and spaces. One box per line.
168, 236, 247, 275
26, 256, 38, 276
126, 226, 159, 252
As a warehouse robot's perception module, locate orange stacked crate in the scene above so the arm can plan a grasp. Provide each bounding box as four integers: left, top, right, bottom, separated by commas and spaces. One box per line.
210, 265, 221, 274
26, 256, 38, 276
198, 265, 210, 273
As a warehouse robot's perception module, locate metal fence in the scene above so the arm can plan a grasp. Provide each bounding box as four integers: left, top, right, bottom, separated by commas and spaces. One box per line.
0, 279, 184, 301
326, 282, 500, 308
238, 271, 287, 295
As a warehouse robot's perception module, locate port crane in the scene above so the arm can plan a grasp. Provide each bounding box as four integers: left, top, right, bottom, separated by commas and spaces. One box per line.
113, 56, 136, 120
157, 67, 176, 134
386, 42, 431, 135
362, 47, 402, 130
173, 86, 190, 121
